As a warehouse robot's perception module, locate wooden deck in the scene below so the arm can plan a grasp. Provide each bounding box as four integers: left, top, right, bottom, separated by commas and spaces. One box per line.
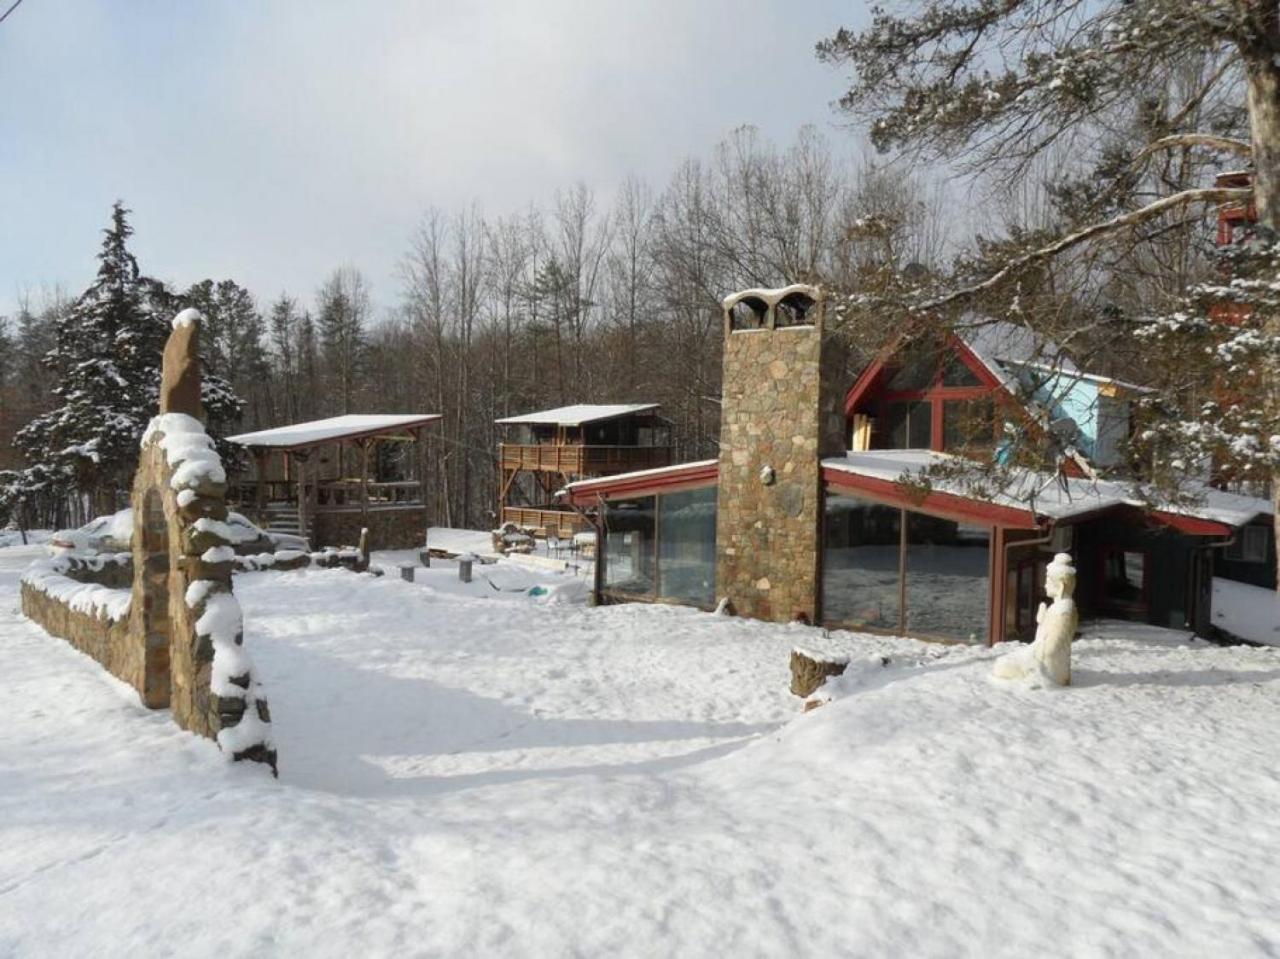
499, 444, 672, 475
500, 506, 591, 537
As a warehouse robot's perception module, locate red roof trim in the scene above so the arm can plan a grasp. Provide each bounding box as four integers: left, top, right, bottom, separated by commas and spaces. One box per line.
843, 331, 1003, 418
1149, 511, 1233, 537
948, 334, 1005, 391
844, 355, 890, 416
565, 461, 719, 505
821, 465, 1041, 529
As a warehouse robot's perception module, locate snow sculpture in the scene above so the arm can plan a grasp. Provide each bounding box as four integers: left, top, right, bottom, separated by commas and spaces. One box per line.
993, 552, 1078, 686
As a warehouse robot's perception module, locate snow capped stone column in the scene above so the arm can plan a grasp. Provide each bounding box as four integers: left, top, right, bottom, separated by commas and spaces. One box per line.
129, 310, 277, 774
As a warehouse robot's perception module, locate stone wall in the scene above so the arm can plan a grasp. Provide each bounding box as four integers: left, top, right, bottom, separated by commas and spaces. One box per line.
714, 292, 847, 623
314, 506, 426, 551
20, 581, 140, 689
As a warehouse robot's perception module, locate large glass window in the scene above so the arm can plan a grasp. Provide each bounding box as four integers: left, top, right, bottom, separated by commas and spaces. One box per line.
822, 492, 993, 643
658, 486, 717, 607
884, 400, 932, 449
822, 494, 901, 631
604, 497, 656, 595
942, 354, 982, 387
904, 513, 990, 642
887, 347, 937, 391
1226, 525, 1269, 563
943, 398, 996, 453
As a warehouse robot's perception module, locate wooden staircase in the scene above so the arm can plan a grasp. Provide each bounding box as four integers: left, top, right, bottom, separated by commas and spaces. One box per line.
260, 503, 308, 544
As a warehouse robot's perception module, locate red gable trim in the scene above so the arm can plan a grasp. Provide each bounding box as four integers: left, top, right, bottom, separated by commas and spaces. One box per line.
844, 355, 890, 416
843, 331, 1004, 417
822, 466, 1041, 529
950, 335, 1005, 391
564, 461, 719, 506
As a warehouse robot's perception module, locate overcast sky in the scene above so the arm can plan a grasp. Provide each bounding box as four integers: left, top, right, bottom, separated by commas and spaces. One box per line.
0, 1, 868, 319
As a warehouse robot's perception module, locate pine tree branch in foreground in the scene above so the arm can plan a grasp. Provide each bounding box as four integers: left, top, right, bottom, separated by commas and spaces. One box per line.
920, 187, 1252, 311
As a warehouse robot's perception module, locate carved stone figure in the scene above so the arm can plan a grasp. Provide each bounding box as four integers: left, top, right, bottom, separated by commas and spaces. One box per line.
993, 552, 1078, 686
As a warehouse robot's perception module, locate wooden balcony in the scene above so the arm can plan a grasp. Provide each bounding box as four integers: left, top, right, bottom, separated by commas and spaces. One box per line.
228, 479, 423, 512
500, 506, 591, 537
499, 443, 672, 476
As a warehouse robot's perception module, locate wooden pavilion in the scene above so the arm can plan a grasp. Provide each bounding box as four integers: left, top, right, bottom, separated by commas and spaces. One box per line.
227, 413, 442, 549
495, 404, 672, 536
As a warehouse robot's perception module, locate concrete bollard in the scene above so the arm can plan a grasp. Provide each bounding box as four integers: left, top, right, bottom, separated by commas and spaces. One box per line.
399, 564, 415, 583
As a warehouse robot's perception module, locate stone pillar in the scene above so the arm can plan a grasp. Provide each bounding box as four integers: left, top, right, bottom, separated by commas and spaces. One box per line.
714, 286, 847, 623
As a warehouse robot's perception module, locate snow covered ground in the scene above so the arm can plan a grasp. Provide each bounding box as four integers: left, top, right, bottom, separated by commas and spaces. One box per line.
0, 529, 50, 549
1214, 576, 1280, 646
2, 542, 1279, 956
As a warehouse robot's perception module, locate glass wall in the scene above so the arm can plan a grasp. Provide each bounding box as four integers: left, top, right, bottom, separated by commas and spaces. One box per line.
822, 491, 992, 643
822, 493, 902, 631
657, 486, 717, 607
603, 487, 717, 607
884, 399, 932, 449
904, 513, 990, 642
604, 497, 656, 596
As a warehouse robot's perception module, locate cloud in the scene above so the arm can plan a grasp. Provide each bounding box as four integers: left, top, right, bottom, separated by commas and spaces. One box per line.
0, 0, 861, 317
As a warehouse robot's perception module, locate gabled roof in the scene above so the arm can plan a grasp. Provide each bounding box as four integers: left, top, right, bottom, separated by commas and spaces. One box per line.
956, 316, 1078, 390
495, 404, 661, 427
227, 414, 441, 450
844, 316, 1146, 420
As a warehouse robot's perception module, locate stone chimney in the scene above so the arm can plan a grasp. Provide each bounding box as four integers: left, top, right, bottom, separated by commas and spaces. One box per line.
714, 285, 847, 623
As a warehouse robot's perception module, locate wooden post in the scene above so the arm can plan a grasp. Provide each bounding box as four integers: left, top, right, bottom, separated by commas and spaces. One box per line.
593, 515, 605, 605
253, 448, 267, 524
293, 452, 308, 542
989, 526, 1006, 647
359, 438, 371, 529
897, 507, 908, 635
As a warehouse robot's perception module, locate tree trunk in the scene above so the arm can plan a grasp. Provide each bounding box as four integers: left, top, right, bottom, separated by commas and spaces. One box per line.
1244, 44, 1280, 592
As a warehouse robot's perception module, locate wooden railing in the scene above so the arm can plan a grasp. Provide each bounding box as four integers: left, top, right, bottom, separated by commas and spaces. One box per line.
500, 444, 672, 475
315, 480, 422, 508
501, 506, 591, 536
228, 479, 423, 511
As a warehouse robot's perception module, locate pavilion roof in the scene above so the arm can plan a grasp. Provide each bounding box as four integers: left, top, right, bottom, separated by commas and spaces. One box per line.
494, 404, 660, 427
226, 414, 441, 451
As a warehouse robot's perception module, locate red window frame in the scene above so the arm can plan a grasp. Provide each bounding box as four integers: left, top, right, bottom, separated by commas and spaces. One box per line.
879, 365, 997, 452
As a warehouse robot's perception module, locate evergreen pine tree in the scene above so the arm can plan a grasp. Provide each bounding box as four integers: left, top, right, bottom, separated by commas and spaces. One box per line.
14, 202, 246, 515
317, 268, 369, 414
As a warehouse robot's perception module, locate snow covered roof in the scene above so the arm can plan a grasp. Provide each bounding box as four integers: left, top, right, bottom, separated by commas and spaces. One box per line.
495, 404, 661, 427
562, 459, 718, 504
955, 315, 1150, 396
227, 414, 442, 450
823, 450, 1273, 529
